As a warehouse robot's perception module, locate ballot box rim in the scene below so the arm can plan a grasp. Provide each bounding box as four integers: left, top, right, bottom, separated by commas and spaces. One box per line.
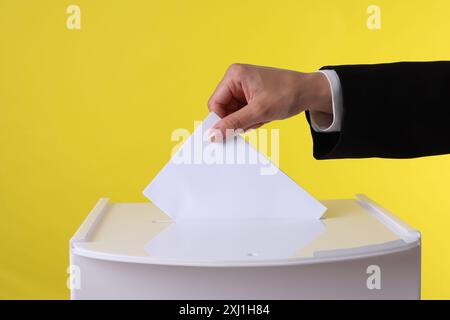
70, 195, 421, 268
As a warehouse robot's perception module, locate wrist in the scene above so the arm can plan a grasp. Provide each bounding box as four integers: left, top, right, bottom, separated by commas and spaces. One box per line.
300, 72, 333, 114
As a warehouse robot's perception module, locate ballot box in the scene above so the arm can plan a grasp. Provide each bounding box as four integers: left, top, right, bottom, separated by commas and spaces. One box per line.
69, 194, 421, 300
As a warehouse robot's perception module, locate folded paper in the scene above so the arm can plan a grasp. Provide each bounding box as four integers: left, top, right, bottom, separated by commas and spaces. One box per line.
143, 112, 326, 221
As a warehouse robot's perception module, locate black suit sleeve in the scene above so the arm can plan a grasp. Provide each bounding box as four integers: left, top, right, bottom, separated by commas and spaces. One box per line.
306, 61, 450, 159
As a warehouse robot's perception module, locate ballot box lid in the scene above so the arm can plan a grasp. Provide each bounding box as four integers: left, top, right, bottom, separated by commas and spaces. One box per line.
70, 195, 420, 267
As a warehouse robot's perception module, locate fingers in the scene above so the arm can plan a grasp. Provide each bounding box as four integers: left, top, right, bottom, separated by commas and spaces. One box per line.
208, 64, 270, 142
207, 79, 233, 118
210, 103, 259, 142
245, 121, 268, 131
208, 64, 248, 118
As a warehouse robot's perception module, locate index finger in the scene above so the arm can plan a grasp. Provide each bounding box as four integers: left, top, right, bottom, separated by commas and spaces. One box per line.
207, 77, 233, 118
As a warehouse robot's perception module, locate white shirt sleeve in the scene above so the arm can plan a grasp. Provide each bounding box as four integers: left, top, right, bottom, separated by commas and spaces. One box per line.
309, 69, 343, 132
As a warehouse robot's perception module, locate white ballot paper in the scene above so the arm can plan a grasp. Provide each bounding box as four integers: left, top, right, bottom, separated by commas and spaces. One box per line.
143, 112, 326, 222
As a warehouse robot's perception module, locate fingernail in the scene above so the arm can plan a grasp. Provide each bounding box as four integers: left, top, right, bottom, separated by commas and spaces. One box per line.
208, 131, 217, 142
208, 127, 218, 142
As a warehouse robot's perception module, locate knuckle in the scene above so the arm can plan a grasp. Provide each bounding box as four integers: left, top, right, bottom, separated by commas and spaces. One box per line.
227, 63, 246, 77
207, 98, 214, 110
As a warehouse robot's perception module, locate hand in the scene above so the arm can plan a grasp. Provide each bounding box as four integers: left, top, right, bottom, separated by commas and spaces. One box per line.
207, 64, 332, 141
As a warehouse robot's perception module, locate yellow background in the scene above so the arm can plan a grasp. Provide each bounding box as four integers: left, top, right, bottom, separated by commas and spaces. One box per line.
1, 0, 449, 299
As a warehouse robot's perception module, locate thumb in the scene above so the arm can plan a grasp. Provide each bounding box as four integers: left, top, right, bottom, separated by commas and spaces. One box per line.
210, 105, 258, 142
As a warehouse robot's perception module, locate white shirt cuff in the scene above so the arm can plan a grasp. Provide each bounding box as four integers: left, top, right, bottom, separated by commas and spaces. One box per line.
309, 69, 343, 132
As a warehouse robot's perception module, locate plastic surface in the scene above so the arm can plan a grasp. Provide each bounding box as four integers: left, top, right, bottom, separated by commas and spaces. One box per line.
70, 195, 421, 267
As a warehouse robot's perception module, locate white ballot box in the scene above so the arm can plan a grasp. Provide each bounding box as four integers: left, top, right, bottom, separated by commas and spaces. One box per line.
69, 194, 421, 300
